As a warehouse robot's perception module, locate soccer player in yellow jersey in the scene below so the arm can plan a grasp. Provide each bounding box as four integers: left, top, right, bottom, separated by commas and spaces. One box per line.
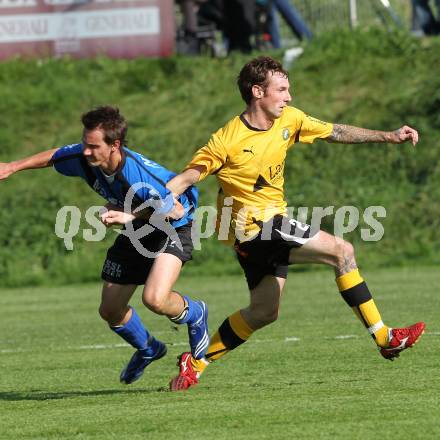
166, 56, 425, 391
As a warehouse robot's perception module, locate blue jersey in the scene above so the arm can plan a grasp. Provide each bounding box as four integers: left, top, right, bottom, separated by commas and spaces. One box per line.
51, 144, 197, 228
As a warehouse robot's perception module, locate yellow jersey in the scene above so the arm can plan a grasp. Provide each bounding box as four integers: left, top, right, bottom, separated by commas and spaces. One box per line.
185, 106, 333, 245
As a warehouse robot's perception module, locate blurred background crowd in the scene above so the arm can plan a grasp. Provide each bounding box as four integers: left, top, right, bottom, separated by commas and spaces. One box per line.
175, 0, 440, 56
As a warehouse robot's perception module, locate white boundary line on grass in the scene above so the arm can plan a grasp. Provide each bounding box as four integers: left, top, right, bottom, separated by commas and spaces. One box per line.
1, 331, 438, 354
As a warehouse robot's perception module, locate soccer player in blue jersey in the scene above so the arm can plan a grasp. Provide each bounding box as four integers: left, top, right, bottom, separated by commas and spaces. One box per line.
0, 106, 209, 384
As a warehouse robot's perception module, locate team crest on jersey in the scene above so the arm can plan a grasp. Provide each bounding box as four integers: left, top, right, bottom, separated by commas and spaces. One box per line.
282, 128, 290, 140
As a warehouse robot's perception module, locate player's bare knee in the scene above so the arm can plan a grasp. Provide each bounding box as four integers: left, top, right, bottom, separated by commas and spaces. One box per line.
263, 309, 279, 325
250, 307, 279, 328
142, 290, 167, 314
98, 304, 109, 321
98, 304, 124, 325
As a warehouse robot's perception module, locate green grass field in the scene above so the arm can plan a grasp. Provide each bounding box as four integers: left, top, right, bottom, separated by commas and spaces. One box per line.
0, 267, 438, 439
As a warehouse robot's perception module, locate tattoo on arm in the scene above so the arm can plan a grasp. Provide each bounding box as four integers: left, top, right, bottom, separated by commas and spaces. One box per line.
327, 124, 391, 144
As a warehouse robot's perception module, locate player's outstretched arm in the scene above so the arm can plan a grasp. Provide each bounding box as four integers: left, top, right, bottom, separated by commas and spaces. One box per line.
0, 148, 59, 181
325, 124, 418, 146
167, 167, 203, 197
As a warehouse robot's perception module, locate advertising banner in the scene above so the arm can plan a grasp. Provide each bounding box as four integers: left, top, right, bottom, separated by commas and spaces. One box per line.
0, 0, 174, 59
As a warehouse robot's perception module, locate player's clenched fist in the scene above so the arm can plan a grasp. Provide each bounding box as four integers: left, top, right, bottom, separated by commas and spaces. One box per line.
391, 125, 419, 146
100, 209, 136, 226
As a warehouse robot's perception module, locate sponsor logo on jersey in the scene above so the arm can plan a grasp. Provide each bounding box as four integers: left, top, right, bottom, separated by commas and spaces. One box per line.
268, 161, 285, 183
92, 180, 118, 205
93, 180, 108, 199
139, 154, 161, 169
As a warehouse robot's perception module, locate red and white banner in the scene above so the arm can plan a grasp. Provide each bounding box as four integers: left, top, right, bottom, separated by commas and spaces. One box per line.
0, 0, 174, 59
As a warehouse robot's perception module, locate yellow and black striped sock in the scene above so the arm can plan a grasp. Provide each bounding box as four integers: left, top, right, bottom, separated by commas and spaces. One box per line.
336, 269, 389, 347
191, 310, 255, 375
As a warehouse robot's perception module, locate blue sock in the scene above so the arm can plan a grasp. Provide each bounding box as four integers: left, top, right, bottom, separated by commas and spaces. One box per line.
111, 307, 151, 350
174, 295, 202, 325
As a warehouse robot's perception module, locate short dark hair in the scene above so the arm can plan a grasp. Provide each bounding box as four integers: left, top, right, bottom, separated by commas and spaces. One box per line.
81, 106, 128, 145
237, 56, 288, 105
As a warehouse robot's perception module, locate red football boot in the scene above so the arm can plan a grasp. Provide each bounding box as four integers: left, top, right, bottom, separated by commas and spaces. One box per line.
380, 322, 425, 360
169, 352, 199, 391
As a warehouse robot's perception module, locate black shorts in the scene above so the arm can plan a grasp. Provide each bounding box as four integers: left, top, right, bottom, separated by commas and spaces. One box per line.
101, 221, 193, 285
235, 215, 317, 290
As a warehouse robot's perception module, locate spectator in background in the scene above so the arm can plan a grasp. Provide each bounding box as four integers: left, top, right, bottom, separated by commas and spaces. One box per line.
177, 0, 205, 54
267, 0, 313, 48
198, 0, 224, 29
179, 0, 199, 36
177, 0, 312, 55
176, 0, 225, 56
411, 0, 440, 35
224, 0, 257, 53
